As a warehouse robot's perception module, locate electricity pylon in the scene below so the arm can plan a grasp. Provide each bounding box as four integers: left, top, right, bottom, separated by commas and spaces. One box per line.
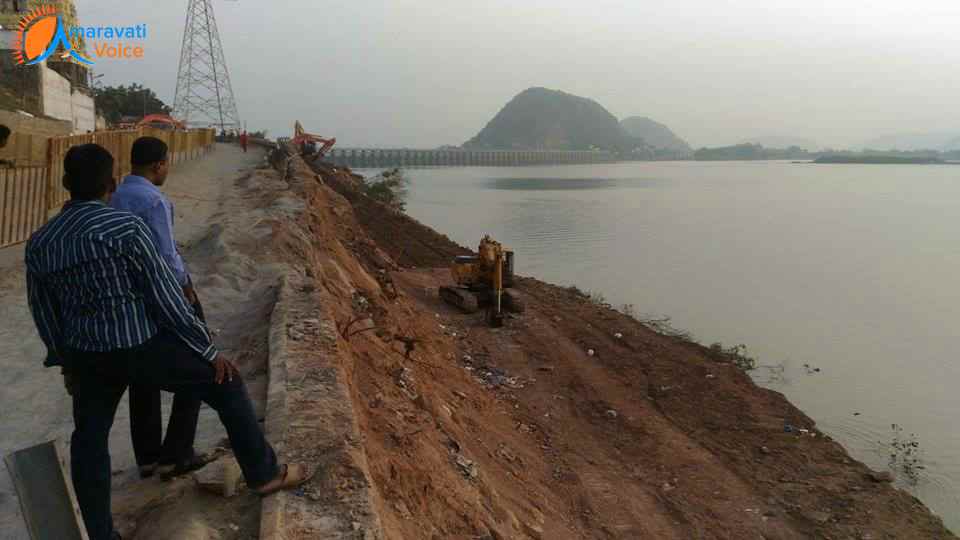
172, 0, 241, 130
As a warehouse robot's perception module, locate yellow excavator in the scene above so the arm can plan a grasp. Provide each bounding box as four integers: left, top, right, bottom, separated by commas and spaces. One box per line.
440, 236, 524, 327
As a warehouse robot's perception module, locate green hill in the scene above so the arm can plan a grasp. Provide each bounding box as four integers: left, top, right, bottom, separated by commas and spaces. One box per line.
464, 87, 634, 152
620, 116, 691, 153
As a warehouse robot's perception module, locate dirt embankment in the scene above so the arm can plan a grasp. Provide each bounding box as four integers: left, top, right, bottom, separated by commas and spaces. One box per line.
266, 152, 954, 539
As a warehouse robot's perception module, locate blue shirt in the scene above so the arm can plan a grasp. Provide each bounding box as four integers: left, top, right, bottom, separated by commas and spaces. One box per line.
25, 200, 218, 364
110, 175, 189, 286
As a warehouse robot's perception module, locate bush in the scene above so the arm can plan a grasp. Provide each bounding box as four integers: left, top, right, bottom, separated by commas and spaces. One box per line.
709, 342, 758, 371
359, 168, 409, 212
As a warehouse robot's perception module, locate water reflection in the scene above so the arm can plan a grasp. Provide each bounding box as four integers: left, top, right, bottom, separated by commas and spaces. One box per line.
487, 177, 620, 190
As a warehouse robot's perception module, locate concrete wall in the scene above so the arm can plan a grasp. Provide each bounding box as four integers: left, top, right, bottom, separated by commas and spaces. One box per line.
71, 89, 94, 133
40, 65, 73, 123
0, 109, 71, 137
38, 64, 94, 133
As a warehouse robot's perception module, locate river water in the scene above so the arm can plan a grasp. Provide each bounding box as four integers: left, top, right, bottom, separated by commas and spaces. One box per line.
390, 160, 960, 529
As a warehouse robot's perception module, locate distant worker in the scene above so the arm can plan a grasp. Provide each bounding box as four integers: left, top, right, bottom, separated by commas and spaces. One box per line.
109, 137, 206, 479
0, 124, 14, 167
25, 144, 313, 540
239, 130, 249, 153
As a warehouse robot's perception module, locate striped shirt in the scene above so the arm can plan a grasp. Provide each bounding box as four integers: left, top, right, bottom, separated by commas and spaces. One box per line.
25, 200, 218, 364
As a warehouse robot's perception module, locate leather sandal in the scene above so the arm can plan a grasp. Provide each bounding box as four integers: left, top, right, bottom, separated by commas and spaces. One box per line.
255, 463, 314, 497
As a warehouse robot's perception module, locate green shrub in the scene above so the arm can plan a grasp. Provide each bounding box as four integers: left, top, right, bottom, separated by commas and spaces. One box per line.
360, 168, 409, 212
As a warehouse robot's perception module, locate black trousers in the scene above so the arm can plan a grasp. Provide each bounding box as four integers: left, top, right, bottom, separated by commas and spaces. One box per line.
68, 330, 278, 540
128, 300, 206, 467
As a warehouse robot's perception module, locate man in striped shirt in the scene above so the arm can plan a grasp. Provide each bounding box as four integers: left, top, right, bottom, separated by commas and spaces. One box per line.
26, 144, 310, 540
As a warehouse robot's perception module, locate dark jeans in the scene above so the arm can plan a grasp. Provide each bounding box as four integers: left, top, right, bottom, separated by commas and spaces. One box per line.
68, 331, 278, 540
128, 300, 207, 467
128, 386, 201, 466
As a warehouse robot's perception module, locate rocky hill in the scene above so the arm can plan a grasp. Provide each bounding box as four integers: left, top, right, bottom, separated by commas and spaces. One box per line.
620, 116, 691, 153
464, 87, 633, 152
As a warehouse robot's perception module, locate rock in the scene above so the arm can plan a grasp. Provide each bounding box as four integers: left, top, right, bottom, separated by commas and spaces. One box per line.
455, 455, 479, 480
605, 409, 618, 419
805, 510, 831, 524
521, 522, 544, 539
867, 470, 893, 483
288, 328, 305, 341
760, 446, 771, 455
393, 501, 413, 519
587, 349, 595, 357
193, 456, 243, 498
614, 333, 623, 339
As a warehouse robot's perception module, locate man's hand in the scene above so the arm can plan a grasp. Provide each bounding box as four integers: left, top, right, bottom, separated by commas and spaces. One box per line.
212, 355, 239, 384
182, 284, 199, 305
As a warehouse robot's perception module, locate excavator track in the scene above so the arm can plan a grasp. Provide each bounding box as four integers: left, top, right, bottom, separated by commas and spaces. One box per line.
440, 286, 480, 313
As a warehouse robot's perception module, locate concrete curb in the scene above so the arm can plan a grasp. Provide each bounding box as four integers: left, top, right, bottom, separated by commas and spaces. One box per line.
259, 272, 292, 540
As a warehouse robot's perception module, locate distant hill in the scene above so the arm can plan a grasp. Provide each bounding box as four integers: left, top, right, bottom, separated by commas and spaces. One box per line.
740, 136, 819, 151
861, 132, 960, 151
620, 117, 691, 153
464, 87, 633, 152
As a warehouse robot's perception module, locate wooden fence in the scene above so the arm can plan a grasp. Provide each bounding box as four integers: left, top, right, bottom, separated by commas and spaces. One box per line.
0, 127, 216, 248
0, 133, 49, 167
0, 167, 48, 248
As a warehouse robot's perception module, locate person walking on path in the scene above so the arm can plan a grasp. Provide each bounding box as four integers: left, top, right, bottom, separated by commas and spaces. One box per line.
239, 130, 248, 153
0, 124, 14, 167
25, 144, 311, 540
109, 136, 206, 479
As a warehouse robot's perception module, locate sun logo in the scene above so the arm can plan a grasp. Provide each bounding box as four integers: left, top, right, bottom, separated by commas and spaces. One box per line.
11, 5, 93, 66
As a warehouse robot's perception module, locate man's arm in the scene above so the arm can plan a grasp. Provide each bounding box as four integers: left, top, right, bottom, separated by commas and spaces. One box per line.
144, 198, 189, 286
127, 220, 218, 361
25, 265, 64, 366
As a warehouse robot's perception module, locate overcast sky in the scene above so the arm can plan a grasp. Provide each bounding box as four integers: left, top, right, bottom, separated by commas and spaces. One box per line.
75, 0, 960, 148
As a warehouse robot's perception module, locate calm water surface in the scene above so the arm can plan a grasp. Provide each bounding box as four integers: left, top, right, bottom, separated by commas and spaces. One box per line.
387, 161, 960, 529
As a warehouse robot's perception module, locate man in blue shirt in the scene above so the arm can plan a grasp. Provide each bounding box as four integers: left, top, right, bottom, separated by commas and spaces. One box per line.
110, 137, 204, 479
26, 144, 310, 540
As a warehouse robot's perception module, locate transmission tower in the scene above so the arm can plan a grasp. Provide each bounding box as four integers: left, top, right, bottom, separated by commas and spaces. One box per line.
173, 0, 241, 130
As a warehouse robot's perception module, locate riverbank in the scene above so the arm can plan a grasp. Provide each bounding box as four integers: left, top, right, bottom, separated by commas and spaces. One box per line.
814, 155, 945, 164
4, 146, 951, 538
245, 147, 954, 538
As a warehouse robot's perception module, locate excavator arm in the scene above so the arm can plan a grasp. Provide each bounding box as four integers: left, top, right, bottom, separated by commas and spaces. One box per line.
292, 121, 336, 158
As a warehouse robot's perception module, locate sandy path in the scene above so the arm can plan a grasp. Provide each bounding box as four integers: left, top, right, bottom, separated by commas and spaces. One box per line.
0, 144, 264, 539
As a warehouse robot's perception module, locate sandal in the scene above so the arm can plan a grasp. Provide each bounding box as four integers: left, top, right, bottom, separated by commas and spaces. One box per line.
255, 463, 314, 497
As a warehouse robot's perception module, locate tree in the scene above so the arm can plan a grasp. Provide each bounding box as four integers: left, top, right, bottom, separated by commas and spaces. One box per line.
93, 84, 172, 125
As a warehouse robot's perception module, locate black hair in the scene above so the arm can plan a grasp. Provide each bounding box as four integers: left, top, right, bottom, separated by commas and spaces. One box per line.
131, 136, 168, 167
63, 144, 115, 200
0, 124, 10, 141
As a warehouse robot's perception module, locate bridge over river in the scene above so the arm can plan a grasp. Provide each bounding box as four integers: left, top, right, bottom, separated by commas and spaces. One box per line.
325, 147, 616, 168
